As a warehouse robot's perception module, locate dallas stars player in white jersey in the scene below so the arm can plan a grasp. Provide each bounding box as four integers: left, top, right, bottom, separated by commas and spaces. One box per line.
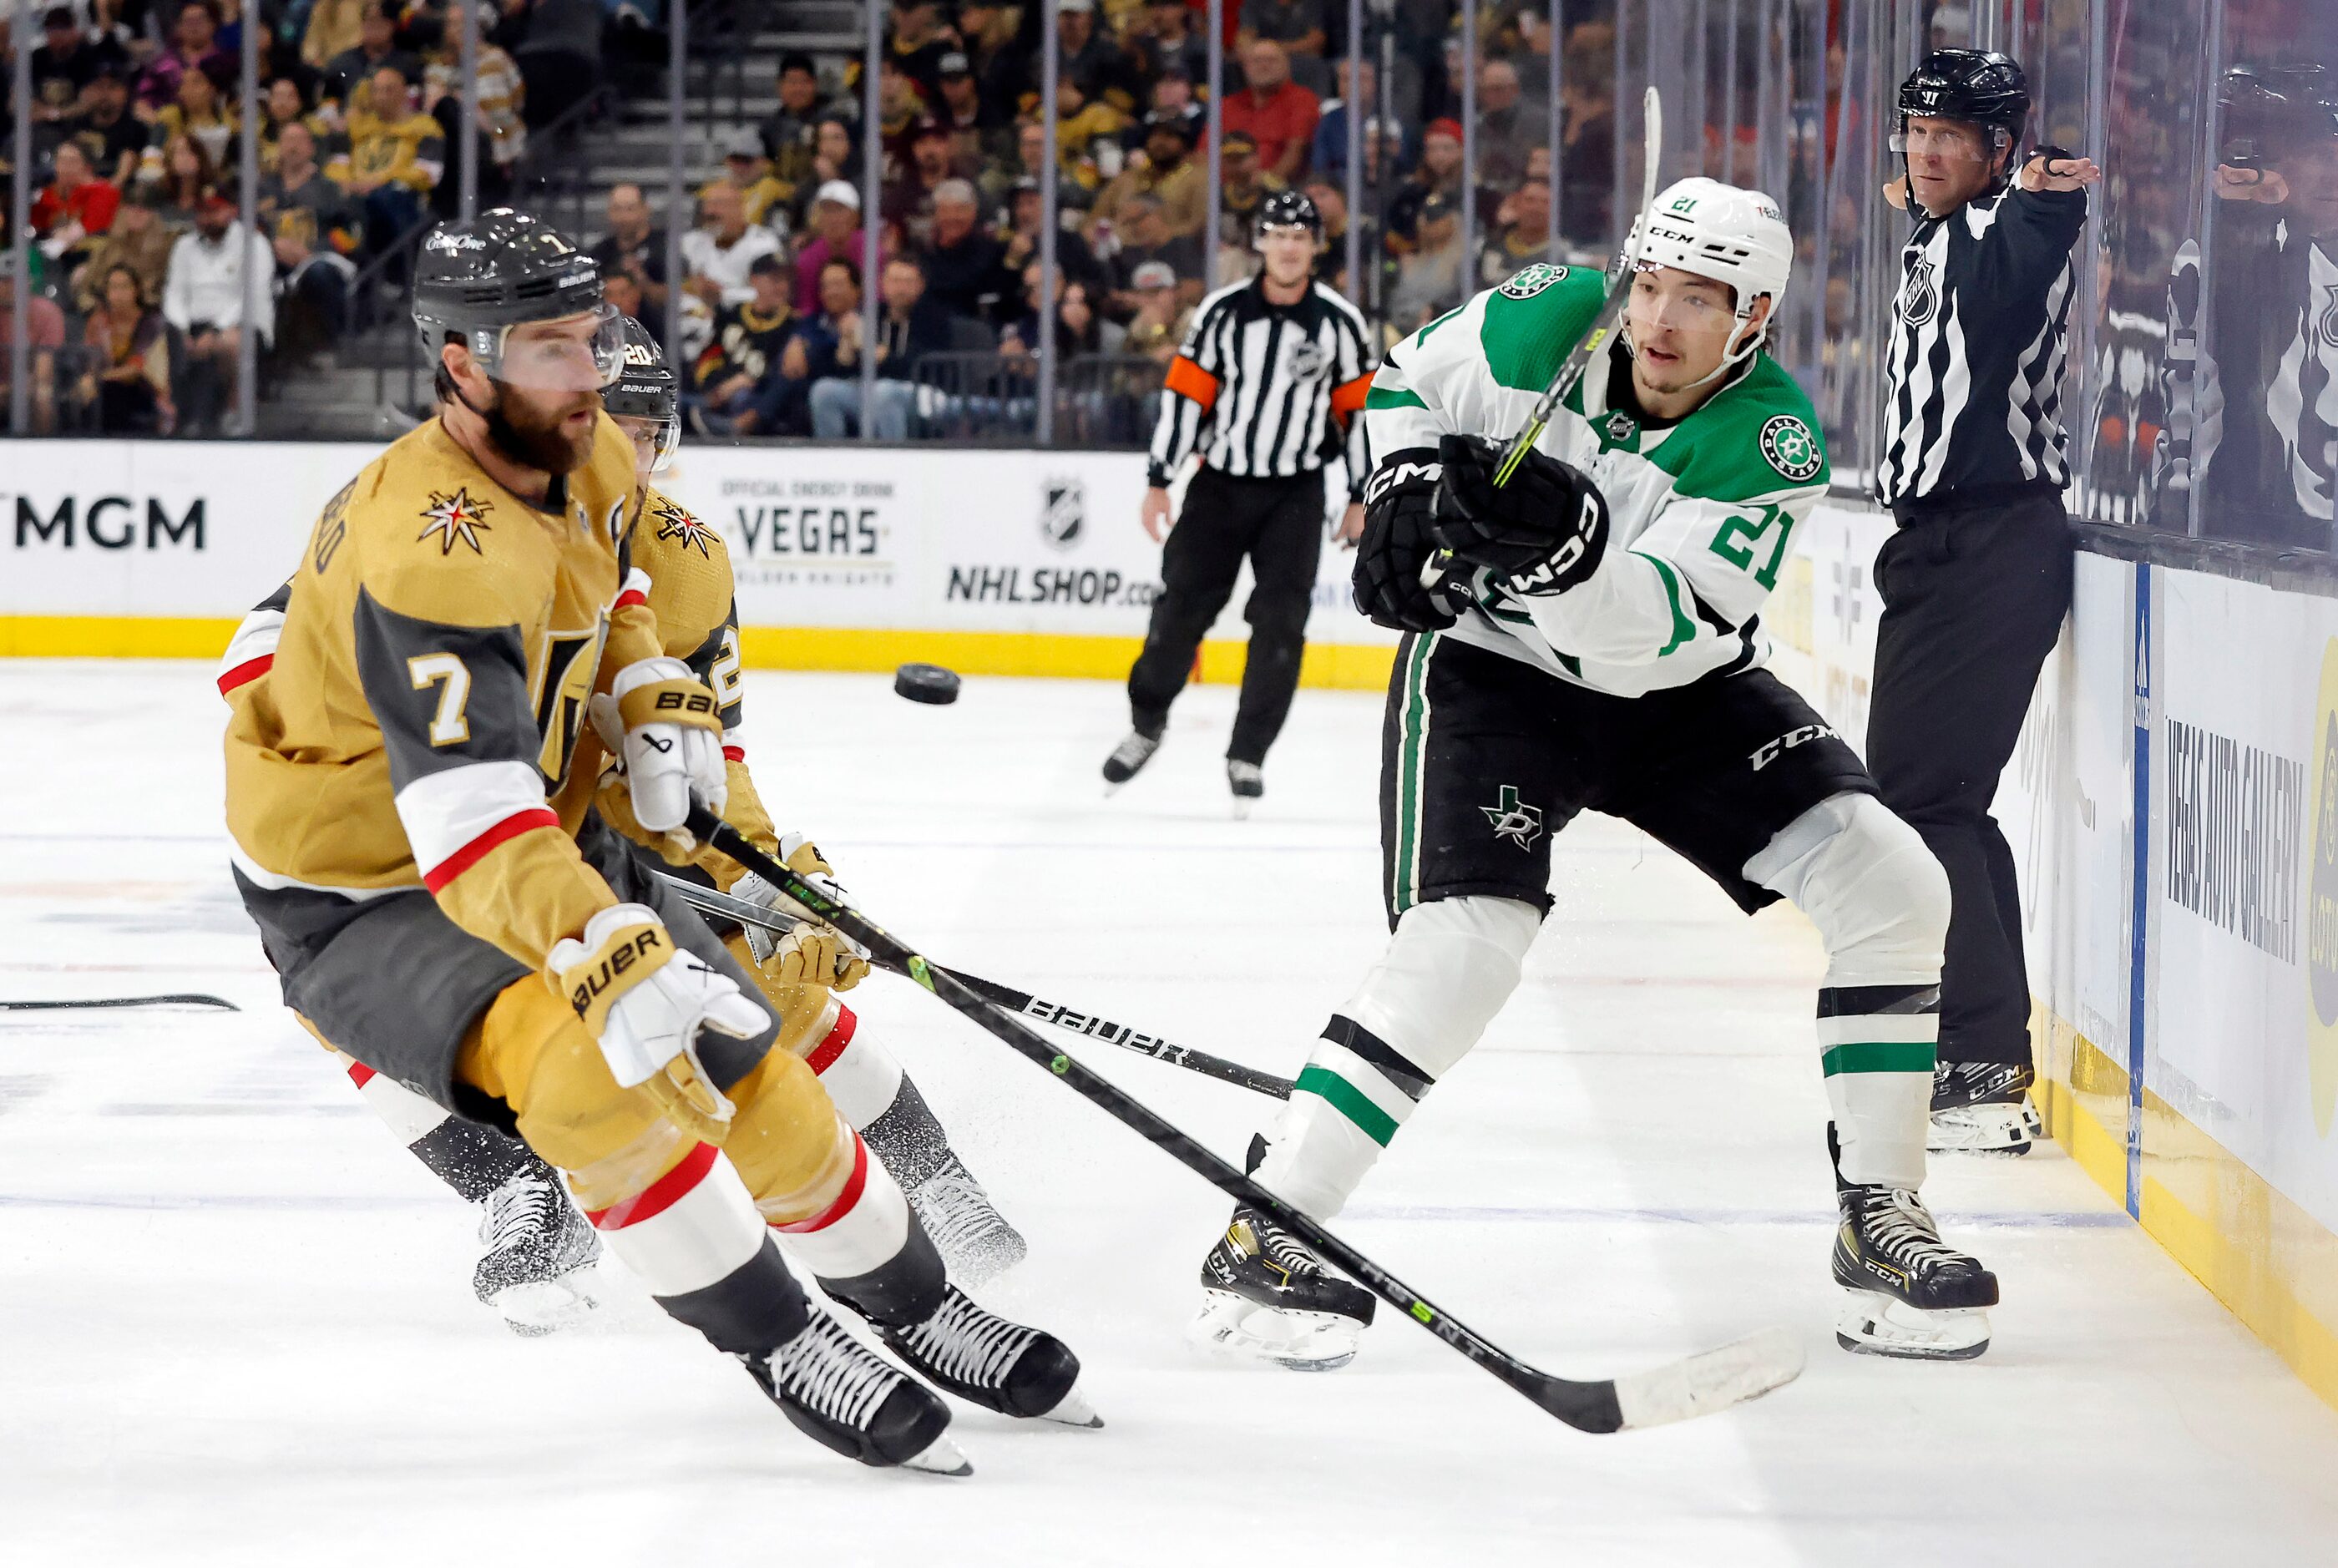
1192, 178, 2001, 1365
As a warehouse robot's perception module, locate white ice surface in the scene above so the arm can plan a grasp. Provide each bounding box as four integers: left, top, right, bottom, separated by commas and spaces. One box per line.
4, 659, 2337, 1567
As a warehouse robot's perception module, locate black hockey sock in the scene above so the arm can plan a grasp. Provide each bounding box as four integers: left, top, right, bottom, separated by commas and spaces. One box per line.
408, 1116, 540, 1204
859, 1076, 955, 1193
817, 1219, 949, 1330
655, 1234, 815, 1356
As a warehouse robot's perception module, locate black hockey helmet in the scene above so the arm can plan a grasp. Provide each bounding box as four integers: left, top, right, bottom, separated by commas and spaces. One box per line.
1253, 187, 1324, 246
2219, 63, 2338, 169
602, 316, 681, 474
412, 206, 623, 390
1895, 49, 2030, 166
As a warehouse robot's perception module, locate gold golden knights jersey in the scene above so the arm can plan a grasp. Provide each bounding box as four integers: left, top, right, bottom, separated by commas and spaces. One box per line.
627, 483, 780, 877
223, 414, 659, 971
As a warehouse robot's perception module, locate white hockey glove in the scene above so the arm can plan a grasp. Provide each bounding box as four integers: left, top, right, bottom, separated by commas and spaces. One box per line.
546, 903, 771, 1122
588, 656, 728, 843
731, 832, 867, 982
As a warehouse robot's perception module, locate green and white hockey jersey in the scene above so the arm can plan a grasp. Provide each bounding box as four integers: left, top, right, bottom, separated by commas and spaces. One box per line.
1364, 262, 1830, 697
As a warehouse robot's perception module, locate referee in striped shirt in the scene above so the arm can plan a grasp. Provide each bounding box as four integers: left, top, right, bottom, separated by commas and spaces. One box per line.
1102, 189, 1376, 809
1867, 50, 2100, 1156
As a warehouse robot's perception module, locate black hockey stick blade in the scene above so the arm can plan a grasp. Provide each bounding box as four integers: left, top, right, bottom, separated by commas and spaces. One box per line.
0, 993, 239, 1012
656, 870, 1297, 1100
683, 807, 1803, 1434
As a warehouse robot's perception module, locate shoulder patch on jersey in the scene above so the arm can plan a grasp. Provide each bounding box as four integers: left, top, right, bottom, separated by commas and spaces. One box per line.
1477, 266, 1607, 394
416, 488, 494, 555
1758, 415, 1824, 483
1497, 262, 1569, 300
650, 493, 721, 558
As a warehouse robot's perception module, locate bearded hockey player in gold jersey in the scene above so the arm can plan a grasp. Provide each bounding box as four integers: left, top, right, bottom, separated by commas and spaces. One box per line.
220, 318, 1030, 1338
221, 210, 1092, 1474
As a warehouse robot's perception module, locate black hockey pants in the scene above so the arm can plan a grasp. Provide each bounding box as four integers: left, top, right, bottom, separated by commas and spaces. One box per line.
1867, 485, 2074, 1070
1126, 466, 1325, 766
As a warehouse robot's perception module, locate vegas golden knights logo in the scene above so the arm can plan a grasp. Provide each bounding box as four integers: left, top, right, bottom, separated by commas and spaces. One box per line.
534, 628, 603, 783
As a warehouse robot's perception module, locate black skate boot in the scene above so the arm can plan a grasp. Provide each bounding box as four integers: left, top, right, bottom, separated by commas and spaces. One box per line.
1192, 1203, 1376, 1370
745, 1310, 970, 1474
1928, 1060, 2042, 1156
1832, 1183, 1999, 1361
1227, 759, 1264, 817
473, 1163, 601, 1336
907, 1155, 1029, 1287
876, 1285, 1100, 1427
1102, 728, 1162, 787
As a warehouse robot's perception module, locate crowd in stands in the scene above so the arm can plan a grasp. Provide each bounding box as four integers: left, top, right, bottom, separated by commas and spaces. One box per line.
0, 0, 1624, 438
593, 0, 1620, 438
0, 0, 601, 432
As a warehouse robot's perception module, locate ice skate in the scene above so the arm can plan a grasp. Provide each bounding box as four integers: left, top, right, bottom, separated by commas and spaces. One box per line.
1192, 1204, 1375, 1370
1227, 759, 1264, 817
473, 1165, 601, 1336
746, 1310, 970, 1474
908, 1155, 1029, 1287
1832, 1184, 1998, 1361
1927, 1060, 2042, 1156
1101, 729, 1161, 789
873, 1285, 1100, 1427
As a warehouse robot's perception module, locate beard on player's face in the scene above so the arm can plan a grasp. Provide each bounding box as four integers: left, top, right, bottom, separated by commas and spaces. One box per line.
484, 379, 600, 475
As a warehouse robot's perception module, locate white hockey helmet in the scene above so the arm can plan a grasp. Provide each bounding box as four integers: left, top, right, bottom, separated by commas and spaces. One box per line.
1623, 177, 1794, 382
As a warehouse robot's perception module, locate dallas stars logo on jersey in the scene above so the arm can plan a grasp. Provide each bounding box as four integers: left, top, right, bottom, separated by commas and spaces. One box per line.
1480, 785, 1544, 850
1760, 415, 1824, 483
417, 488, 493, 555
651, 495, 718, 558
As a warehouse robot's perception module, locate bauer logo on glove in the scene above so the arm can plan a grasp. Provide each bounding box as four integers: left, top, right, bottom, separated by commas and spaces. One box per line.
589, 655, 730, 843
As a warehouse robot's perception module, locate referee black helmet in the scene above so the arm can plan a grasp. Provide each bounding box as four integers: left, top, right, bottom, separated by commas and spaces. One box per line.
1253, 188, 1324, 248
2219, 63, 2338, 169
1896, 49, 2030, 170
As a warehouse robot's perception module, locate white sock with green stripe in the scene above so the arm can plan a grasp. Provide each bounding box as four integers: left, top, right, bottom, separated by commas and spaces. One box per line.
1254, 896, 1541, 1217
1743, 792, 1952, 1191
1820, 984, 1938, 1189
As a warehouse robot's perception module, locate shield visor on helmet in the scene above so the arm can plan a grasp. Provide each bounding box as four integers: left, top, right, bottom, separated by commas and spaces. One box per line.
1621, 177, 1793, 386
603, 316, 681, 475
412, 208, 624, 392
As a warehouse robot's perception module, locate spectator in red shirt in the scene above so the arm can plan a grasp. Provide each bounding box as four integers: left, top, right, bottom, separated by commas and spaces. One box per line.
31, 141, 121, 272
1221, 39, 1320, 183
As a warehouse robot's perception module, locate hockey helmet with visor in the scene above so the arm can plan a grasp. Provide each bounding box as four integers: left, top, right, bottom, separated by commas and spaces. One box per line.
1621, 177, 1793, 386
603, 316, 681, 475
412, 208, 624, 393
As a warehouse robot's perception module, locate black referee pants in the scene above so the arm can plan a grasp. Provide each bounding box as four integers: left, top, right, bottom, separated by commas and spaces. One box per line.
1127, 466, 1325, 766
1866, 488, 2074, 1070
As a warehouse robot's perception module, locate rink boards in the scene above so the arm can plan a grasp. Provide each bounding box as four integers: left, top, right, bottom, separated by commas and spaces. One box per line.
0, 438, 1399, 687
1783, 506, 2338, 1414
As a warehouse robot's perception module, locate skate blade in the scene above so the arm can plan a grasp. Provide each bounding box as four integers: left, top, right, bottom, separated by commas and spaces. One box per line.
1612, 1326, 1806, 1430
1928, 1104, 2036, 1157
899, 1434, 974, 1477
1834, 1291, 1991, 1361
493, 1265, 600, 1338
1039, 1379, 1105, 1429
1189, 1290, 1362, 1372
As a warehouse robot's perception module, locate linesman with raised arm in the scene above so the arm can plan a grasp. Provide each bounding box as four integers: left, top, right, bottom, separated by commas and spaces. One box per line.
1869, 50, 2101, 1156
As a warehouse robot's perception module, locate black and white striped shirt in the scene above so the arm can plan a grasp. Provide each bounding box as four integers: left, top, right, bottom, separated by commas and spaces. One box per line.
1875, 185, 2088, 505
1148, 275, 1376, 496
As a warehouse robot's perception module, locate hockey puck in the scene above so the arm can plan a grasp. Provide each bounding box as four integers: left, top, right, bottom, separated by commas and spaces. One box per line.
894, 662, 962, 706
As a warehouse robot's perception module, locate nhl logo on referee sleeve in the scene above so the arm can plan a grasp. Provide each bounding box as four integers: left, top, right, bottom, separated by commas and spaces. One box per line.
1499, 263, 1568, 299
1759, 416, 1824, 483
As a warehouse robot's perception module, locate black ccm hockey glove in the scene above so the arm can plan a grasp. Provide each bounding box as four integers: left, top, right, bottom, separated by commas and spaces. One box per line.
1430, 432, 1609, 596
1353, 448, 1462, 634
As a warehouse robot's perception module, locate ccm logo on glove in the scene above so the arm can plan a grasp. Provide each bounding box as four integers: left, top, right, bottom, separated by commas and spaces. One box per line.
1364, 458, 1440, 505
566, 924, 667, 1018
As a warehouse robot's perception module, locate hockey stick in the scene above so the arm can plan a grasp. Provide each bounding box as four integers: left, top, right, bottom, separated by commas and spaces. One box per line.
1491, 84, 1664, 486
0, 994, 238, 1012
686, 806, 1803, 1434
655, 870, 1297, 1100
